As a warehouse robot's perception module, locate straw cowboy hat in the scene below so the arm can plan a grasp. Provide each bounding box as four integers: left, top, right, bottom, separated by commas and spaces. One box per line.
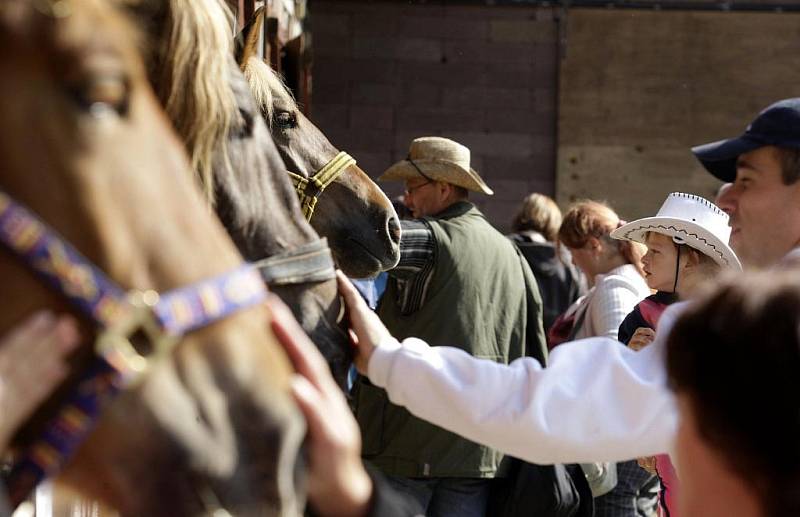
379, 137, 494, 195
611, 192, 741, 270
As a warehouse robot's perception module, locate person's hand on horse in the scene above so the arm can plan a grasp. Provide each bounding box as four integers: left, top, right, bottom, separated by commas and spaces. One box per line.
0, 311, 79, 451
267, 294, 373, 517
629, 327, 656, 351
335, 270, 392, 374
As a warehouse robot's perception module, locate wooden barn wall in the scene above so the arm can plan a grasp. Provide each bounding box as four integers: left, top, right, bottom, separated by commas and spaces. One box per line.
557, 9, 800, 220
309, 1, 560, 232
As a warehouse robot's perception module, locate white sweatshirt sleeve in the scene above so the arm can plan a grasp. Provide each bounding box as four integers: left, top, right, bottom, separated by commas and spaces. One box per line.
588, 275, 649, 340
367, 303, 688, 465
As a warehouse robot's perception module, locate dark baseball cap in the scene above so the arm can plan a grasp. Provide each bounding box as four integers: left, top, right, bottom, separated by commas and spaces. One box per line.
692, 98, 800, 182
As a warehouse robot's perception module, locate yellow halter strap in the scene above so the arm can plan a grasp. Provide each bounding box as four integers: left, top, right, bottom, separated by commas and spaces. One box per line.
287, 151, 356, 221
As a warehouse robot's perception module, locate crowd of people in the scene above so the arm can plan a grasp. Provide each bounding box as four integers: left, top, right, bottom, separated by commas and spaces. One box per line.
325, 96, 800, 517
3, 96, 800, 516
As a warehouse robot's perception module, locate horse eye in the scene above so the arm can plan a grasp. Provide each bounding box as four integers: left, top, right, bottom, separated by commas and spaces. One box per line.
71, 74, 129, 117
274, 111, 296, 129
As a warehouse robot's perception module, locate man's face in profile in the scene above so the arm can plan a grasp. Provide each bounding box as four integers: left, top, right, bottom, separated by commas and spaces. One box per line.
716, 146, 800, 268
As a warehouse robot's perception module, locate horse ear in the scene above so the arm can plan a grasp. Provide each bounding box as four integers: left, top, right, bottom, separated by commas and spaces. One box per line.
234, 5, 265, 68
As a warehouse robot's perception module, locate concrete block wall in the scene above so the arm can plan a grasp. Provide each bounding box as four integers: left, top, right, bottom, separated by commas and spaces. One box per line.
557, 8, 800, 221
309, 1, 559, 232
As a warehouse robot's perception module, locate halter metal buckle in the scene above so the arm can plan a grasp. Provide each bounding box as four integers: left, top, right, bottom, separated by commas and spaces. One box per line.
95, 290, 176, 385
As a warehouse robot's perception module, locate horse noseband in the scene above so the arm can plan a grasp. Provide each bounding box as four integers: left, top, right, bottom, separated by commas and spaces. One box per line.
287, 151, 355, 221
253, 237, 336, 286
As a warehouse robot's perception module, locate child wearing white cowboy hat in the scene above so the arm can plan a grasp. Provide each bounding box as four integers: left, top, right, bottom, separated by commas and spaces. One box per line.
609, 192, 741, 517
611, 191, 740, 357
611, 192, 740, 349
612, 192, 740, 289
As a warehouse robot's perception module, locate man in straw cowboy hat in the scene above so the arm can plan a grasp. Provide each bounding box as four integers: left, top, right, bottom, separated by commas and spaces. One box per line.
326, 98, 800, 515
351, 136, 547, 517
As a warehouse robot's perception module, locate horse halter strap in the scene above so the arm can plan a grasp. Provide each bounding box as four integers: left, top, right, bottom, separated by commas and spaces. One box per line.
0, 190, 267, 505
253, 238, 336, 286
287, 151, 355, 221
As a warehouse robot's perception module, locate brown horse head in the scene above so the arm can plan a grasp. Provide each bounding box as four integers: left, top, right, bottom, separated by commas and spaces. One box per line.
236, 11, 401, 279
0, 0, 305, 514
122, 0, 353, 388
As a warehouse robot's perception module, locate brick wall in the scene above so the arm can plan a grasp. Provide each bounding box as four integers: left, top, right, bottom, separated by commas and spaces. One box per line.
309, 1, 559, 232
309, 1, 800, 229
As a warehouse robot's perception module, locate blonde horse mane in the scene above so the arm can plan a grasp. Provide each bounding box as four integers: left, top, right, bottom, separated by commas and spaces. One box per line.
156, 0, 237, 204
242, 55, 296, 125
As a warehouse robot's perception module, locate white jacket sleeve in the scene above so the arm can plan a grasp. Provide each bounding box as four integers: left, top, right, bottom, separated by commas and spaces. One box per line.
367, 303, 687, 465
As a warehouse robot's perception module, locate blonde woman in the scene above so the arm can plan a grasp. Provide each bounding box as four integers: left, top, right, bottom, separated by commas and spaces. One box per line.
509, 193, 585, 339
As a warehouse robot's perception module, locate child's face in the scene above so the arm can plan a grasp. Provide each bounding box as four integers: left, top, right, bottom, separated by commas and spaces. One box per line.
642, 232, 679, 292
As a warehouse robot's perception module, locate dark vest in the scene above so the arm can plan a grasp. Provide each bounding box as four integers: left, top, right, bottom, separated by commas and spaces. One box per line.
355, 201, 547, 478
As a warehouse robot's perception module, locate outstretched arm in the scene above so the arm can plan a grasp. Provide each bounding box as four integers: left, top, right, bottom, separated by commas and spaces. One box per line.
339, 271, 681, 464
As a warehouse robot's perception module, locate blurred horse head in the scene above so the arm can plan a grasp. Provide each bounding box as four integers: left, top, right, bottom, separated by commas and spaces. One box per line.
0, 0, 305, 514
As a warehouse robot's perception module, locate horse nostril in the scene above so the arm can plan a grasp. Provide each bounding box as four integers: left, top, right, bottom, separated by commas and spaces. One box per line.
386, 216, 401, 245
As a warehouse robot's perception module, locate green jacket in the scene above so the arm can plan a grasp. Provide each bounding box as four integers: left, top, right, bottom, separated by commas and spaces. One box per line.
355, 201, 547, 478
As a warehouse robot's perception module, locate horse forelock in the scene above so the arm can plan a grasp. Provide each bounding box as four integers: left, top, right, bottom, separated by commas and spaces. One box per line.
242, 56, 275, 122
159, 0, 237, 205
242, 56, 296, 127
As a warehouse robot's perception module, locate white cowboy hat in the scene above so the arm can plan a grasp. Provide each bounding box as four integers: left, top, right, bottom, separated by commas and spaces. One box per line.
379, 136, 494, 195
611, 192, 741, 270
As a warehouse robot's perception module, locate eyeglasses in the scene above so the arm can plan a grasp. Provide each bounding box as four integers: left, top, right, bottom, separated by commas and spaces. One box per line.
404, 181, 432, 196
